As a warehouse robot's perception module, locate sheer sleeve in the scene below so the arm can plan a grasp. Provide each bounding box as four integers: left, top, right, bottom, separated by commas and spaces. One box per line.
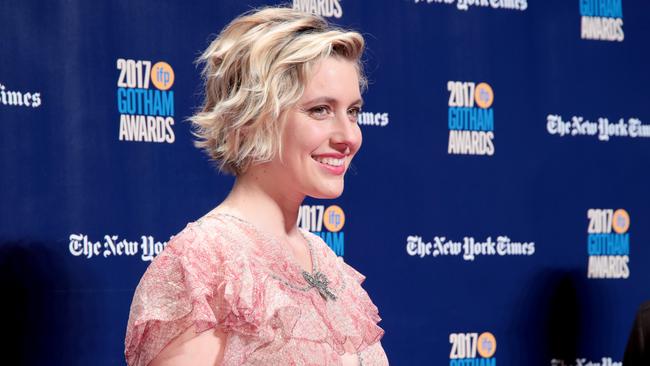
124, 222, 265, 366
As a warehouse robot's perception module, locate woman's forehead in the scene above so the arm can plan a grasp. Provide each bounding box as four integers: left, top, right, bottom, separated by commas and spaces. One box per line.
301, 58, 361, 103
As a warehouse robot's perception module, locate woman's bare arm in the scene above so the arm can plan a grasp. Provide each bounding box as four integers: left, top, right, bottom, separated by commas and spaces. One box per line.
149, 325, 227, 366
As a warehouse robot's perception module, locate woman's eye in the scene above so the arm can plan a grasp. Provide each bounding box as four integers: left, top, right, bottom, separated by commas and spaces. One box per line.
348, 107, 361, 122
309, 106, 331, 119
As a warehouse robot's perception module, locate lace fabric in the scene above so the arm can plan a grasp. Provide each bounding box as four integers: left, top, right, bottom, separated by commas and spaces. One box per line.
125, 213, 388, 366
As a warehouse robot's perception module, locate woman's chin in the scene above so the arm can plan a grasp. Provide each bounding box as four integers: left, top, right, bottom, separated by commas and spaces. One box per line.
307, 183, 344, 200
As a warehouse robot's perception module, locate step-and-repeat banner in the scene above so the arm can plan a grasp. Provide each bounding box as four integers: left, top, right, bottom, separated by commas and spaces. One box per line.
2, 0, 649, 365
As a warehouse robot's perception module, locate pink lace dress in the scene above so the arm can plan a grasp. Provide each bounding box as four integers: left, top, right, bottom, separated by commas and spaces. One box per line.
125, 213, 388, 366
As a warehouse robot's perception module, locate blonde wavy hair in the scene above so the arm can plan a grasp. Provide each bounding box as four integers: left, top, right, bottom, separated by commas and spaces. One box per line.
190, 7, 366, 175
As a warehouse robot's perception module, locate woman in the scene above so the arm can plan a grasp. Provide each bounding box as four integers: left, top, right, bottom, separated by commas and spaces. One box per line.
125, 7, 388, 366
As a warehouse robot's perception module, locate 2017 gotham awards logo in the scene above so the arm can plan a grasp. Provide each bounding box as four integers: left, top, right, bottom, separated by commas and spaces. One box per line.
449, 332, 497, 365
580, 0, 624, 41
587, 208, 630, 279
293, 0, 342, 18
298, 204, 345, 255
447, 81, 495, 156
116, 58, 176, 143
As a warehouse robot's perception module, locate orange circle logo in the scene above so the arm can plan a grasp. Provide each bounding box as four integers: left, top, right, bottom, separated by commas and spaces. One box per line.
474, 82, 494, 109
477, 332, 497, 358
323, 205, 345, 232
612, 209, 630, 234
151, 61, 175, 90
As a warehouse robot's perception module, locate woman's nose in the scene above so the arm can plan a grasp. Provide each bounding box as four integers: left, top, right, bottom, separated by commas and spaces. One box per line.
331, 110, 362, 152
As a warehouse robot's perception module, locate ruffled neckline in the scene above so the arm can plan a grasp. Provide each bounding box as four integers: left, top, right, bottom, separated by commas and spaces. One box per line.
201, 213, 384, 353
125, 212, 386, 365
205, 212, 327, 289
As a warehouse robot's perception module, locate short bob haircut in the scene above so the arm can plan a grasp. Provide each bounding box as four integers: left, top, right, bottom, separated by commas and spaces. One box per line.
190, 7, 366, 175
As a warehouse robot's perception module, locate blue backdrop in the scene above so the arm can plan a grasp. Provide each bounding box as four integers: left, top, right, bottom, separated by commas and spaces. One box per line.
1, 0, 649, 365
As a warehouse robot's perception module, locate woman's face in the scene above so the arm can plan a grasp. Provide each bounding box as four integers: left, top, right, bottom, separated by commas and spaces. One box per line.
270, 57, 363, 200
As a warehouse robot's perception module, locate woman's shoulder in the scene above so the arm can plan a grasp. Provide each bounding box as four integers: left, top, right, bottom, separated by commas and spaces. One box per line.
150, 212, 261, 271
125, 213, 268, 366
165, 212, 243, 250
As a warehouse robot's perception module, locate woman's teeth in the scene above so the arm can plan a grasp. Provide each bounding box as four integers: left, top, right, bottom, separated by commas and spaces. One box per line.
313, 156, 344, 167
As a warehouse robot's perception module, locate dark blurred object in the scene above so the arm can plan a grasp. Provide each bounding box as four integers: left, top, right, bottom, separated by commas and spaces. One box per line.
623, 301, 650, 366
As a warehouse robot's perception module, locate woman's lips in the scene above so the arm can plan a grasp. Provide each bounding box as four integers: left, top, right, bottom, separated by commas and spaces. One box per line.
312, 154, 346, 175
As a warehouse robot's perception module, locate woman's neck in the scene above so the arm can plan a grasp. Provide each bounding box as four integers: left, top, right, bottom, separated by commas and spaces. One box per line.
218, 167, 304, 239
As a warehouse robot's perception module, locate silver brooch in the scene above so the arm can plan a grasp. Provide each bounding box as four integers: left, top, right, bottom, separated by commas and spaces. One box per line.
302, 271, 337, 301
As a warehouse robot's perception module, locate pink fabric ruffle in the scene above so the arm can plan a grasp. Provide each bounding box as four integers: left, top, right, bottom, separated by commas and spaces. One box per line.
124, 214, 387, 366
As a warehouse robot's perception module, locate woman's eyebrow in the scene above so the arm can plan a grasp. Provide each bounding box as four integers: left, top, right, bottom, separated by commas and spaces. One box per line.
302, 96, 364, 106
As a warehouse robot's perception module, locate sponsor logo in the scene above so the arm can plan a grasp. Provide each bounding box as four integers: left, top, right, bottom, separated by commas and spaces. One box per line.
551, 358, 621, 366
580, 0, 624, 42
406, 235, 535, 260
68, 233, 169, 261
298, 204, 345, 255
587, 208, 630, 279
0, 83, 42, 108
414, 0, 527, 12
116, 58, 176, 143
358, 111, 390, 127
293, 0, 343, 18
547, 115, 650, 141
450, 332, 497, 365
447, 81, 495, 156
